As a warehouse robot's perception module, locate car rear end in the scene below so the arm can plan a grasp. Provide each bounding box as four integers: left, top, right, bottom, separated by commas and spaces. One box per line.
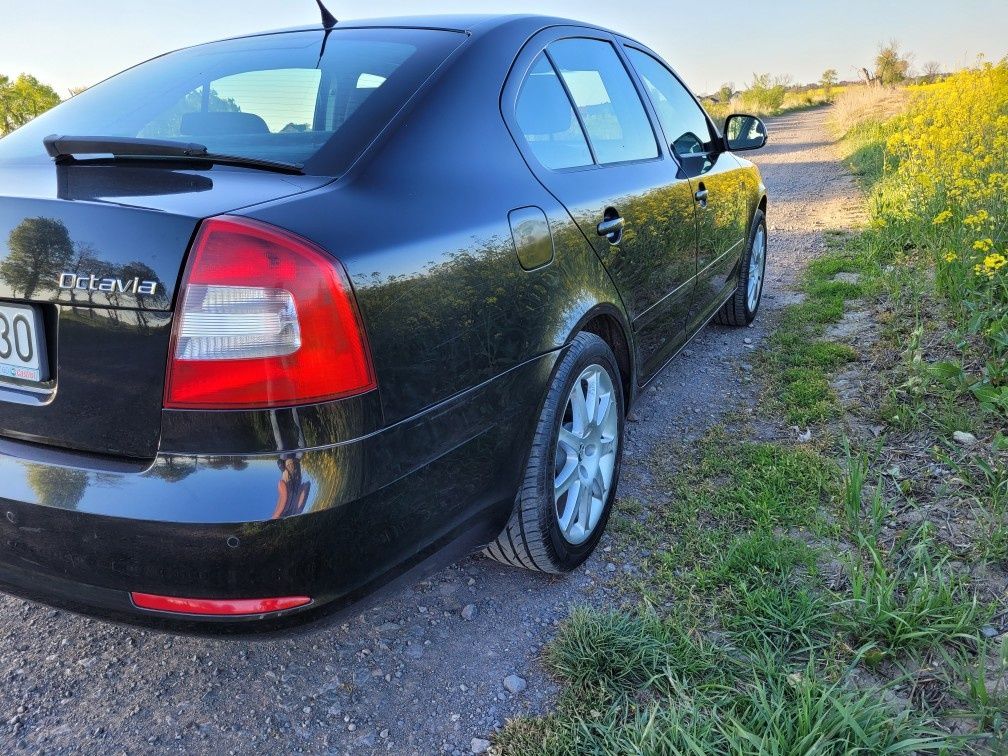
0, 24, 472, 627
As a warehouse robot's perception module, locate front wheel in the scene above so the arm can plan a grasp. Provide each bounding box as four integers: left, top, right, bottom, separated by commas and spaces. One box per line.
484, 332, 624, 574
717, 208, 767, 326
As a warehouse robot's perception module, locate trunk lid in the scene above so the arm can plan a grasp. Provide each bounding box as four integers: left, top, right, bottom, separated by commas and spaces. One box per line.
0, 163, 330, 459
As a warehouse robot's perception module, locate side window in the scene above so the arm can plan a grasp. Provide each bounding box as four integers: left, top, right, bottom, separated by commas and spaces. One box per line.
547, 39, 658, 165
626, 49, 712, 158
515, 54, 593, 170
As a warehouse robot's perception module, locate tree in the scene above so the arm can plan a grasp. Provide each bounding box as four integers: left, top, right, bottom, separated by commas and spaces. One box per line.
921, 61, 942, 83
716, 83, 735, 104
0, 217, 75, 300
0, 73, 61, 135
875, 41, 912, 86
820, 68, 839, 101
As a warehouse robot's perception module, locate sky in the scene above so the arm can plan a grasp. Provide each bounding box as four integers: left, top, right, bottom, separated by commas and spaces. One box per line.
1, 0, 1006, 97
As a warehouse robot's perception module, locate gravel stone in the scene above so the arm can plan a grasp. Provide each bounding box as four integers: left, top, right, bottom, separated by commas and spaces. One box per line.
471, 737, 491, 754
503, 675, 527, 694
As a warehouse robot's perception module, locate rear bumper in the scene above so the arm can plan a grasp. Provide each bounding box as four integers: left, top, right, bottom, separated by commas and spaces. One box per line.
0, 352, 557, 629
0, 500, 500, 632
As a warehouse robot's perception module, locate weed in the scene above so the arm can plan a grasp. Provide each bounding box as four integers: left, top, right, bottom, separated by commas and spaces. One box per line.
838, 533, 987, 657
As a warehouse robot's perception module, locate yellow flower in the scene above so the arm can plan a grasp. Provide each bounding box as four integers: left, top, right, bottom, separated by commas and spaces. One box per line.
983, 252, 1007, 275
943, 252, 958, 263
963, 209, 990, 227
973, 238, 994, 253
932, 210, 953, 225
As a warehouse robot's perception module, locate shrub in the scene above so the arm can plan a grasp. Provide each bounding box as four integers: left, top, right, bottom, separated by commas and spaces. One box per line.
739, 73, 789, 115
869, 62, 1008, 415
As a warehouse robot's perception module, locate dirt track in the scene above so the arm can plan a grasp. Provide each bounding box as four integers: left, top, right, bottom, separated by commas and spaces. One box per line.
0, 106, 863, 755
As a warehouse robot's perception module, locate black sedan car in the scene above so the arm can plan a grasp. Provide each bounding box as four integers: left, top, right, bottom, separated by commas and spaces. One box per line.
0, 14, 767, 626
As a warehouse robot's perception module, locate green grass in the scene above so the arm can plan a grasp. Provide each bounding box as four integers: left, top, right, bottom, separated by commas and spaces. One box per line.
496, 423, 994, 754
841, 119, 891, 191
497, 608, 954, 755
545, 608, 728, 699
656, 434, 836, 530
711, 531, 819, 590
755, 245, 878, 426
642, 434, 834, 614
938, 640, 1008, 748
723, 583, 833, 659
839, 532, 988, 659
722, 661, 950, 755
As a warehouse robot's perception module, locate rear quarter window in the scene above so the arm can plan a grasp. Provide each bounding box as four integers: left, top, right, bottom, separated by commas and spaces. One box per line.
514, 54, 594, 170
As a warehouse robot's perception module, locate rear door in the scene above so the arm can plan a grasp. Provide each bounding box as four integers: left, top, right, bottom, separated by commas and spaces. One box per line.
503, 29, 699, 384
622, 44, 750, 331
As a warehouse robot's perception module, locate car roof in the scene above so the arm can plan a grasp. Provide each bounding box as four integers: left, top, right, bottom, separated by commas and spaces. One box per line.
224, 14, 616, 40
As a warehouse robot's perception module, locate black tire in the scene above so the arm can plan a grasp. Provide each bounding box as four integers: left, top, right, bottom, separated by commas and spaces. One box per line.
484, 332, 625, 574
716, 208, 767, 326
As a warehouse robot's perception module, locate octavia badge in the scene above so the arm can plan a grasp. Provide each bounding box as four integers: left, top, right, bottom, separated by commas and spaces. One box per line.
58, 273, 158, 296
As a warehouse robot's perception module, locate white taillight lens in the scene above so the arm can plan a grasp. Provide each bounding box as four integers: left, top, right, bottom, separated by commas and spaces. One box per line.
176, 285, 301, 361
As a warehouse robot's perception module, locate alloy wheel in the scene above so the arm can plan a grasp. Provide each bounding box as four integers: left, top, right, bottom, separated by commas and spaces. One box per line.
553, 364, 619, 545
747, 224, 767, 312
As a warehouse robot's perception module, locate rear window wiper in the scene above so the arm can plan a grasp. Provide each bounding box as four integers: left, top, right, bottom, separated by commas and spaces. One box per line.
43, 135, 305, 175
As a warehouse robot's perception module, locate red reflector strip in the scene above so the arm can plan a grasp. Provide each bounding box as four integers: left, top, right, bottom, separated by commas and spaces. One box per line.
130, 592, 311, 616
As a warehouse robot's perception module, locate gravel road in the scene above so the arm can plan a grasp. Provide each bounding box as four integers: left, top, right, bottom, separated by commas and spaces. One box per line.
0, 106, 863, 755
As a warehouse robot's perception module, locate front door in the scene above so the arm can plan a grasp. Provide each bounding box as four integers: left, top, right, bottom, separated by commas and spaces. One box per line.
621, 45, 749, 333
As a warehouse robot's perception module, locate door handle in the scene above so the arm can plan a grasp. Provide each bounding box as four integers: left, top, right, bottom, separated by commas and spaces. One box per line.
694, 188, 709, 208
597, 216, 625, 242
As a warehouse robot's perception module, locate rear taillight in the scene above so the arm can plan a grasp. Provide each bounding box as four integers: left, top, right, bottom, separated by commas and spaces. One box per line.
131, 592, 311, 616
165, 216, 376, 409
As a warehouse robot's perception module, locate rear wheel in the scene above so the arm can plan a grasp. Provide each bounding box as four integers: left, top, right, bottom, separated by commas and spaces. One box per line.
717, 208, 767, 326
484, 332, 624, 574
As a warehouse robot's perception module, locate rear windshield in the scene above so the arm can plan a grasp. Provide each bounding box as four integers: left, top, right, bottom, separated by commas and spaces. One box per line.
0, 28, 462, 175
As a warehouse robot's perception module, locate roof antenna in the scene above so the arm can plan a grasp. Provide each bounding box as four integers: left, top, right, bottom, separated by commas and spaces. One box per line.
315, 0, 337, 29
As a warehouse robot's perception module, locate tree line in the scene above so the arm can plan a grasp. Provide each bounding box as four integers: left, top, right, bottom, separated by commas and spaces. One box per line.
704, 40, 940, 120
0, 73, 62, 136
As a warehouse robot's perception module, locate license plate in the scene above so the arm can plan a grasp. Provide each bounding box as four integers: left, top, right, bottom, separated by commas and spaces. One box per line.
0, 303, 48, 385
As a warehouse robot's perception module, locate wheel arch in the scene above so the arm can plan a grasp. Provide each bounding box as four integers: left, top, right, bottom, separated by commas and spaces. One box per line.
567, 304, 636, 411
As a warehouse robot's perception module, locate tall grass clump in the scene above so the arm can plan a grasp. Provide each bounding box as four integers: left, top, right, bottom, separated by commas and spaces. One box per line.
831, 85, 908, 132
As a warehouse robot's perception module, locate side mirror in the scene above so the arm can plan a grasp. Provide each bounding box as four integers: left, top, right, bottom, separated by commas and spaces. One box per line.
724, 114, 768, 151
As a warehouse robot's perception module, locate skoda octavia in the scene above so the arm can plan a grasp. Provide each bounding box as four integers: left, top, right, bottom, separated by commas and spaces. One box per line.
0, 14, 767, 626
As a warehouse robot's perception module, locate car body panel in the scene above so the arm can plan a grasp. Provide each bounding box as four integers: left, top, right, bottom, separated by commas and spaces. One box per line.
0, 350, 558, 629
0, 14, 765, 626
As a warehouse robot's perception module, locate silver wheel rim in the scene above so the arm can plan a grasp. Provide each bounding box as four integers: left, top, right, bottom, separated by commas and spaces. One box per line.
554, 364, 619, 545
747, 225, 766, 312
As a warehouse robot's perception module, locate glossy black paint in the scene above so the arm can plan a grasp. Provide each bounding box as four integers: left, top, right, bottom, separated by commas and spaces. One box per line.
0, 14, 766, 627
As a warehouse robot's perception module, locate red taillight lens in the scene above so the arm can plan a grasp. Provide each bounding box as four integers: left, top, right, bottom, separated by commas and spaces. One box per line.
130, 592, 311, 616
165, 216, 376, 409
